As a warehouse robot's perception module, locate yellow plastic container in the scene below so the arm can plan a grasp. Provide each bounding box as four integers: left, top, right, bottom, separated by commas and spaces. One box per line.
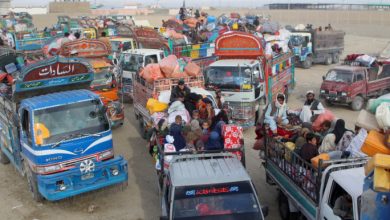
372, 154, 390, 192
190, 44, 200, 59
146, 98, 168, 114
311, 153, 330, 169
361, 130, 390, 156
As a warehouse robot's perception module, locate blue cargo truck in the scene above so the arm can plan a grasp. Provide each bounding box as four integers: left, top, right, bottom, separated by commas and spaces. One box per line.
0, 49, 128, 201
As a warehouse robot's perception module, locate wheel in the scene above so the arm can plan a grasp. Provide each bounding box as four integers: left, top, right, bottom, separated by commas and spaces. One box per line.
0, 149, 10, 165
278, 191, 291, 220
25, 162, 44, 202
324, 54, 332, 65
332, 53, 340, 64
302, 56, 312, 69
351, 96, 364, 111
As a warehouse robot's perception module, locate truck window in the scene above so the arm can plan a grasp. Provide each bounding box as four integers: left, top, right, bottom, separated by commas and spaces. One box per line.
145, 55, 158, 65
328, 182, 354, 219
378, 64, 390, 79
172, 181, 262, 219
21, 109, 32, 143
354, 71, 365, 82
205, 66, 252, 91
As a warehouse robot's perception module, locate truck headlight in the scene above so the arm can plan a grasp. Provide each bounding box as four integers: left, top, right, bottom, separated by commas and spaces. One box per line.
35, 164, 64, 174
341, 92, 347, 96
59, 184, 67, 191
97, 149, 114, 161
320, 90, 325, 94
111, 167, 119, 176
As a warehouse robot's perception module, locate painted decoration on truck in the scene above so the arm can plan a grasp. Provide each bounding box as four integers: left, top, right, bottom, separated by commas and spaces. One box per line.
59, 39, 111, 58
215, 32, 263, 58
116, 25, 134, 37
15, 57, 93, 92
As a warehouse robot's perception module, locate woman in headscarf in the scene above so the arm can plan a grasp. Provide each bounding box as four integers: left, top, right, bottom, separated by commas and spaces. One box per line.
318, 133, 336, 153
264, 93, 289, 134
332, 119, 354, 151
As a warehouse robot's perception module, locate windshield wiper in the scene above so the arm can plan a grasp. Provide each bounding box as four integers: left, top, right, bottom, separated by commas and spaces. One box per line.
51, 133, 102, 149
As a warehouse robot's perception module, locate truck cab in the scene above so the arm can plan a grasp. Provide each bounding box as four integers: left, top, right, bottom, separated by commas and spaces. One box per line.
0, 51, 128, 201
160, 153, 267, 220
119, 49, 165, 100
205, 59, 265, 127
320, 63, 390, 111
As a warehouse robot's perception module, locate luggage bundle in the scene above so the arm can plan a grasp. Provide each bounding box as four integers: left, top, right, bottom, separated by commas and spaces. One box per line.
140, 55, 202, 83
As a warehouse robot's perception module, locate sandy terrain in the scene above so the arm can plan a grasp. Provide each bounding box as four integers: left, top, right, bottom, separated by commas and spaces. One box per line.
0, 9, 388, 220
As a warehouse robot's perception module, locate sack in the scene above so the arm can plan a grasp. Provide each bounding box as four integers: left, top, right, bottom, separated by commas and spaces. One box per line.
253, 138, 264, 151
312, 110, 336, 132
160, 55, 179, 77
142, 64, 164, 83
184, 62, 201, 76
375, 102, 390, 129
146, 98, 168, 114
170, 70, 188, 79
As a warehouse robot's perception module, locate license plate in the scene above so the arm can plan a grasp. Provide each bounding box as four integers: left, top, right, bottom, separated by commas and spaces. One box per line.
81, 173, 94, 180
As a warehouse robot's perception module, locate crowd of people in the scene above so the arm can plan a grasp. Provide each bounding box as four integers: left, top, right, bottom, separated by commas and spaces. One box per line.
151, 79, 235, 169
257, 90, 355, 164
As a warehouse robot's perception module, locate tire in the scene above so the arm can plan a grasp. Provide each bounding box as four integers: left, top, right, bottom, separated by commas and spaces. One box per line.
278, 191, 291, 220
25, 162, 44, 202
324, 54, 332, 65
351, 96, 364, 111
302, 56, 312, 69
332, 53, 340, 64
139, 117, 147, 140
0, 150, 10, 165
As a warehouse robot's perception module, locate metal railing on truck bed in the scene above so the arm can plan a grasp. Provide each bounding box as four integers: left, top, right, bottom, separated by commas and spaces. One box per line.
265, 135, 368, 204
133, 73, 205, 107
167, 41, 215, 60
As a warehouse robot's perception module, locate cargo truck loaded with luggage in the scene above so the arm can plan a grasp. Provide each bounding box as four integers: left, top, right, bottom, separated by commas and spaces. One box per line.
205, 31, 295, 128
0, 48, 128, 201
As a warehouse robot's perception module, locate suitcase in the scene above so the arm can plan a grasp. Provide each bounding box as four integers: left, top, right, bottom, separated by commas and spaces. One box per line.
361, 130, 390, 157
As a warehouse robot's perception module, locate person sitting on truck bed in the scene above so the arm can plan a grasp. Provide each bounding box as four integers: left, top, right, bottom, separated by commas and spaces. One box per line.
198, 98, 215, 125
169, 115, 186, 151
170, 79, 190, 103
333, 193, 353, 219
331, 119, 354, 152
205, 121, 225, 150
264, 93, 289, 134
300, 90, 325, 123
299, 133, 319, 163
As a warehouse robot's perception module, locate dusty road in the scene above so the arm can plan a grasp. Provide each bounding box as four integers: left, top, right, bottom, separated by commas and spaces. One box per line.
0, 34, 388, 219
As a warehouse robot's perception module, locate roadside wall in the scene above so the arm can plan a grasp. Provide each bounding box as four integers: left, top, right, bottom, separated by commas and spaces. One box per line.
48, 2, 90, 14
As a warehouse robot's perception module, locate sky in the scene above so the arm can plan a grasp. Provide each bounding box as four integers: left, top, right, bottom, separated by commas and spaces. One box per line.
11, 0, 390, 8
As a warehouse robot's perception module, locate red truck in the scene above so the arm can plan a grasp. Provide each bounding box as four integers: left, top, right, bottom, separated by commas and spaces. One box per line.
320, 61, 390, 110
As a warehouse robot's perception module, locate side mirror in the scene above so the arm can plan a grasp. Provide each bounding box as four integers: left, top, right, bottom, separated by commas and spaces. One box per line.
322, 76, 325, 80
113, 58, 119, 66
261, 205, 269, 218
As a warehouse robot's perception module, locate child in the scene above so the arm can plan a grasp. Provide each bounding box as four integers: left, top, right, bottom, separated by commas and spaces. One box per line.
169, 115, 186, 151
300, 133, 319, 163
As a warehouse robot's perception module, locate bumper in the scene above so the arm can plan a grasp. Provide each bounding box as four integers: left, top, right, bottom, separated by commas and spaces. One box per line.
37, 156, 128, 201
320, 94, 351, 103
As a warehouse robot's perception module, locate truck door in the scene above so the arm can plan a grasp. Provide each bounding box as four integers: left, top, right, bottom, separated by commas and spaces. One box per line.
321, 178, 356, 220
253, 64, 265, 101
19, 109, 33, 147
351, 70, 366, 98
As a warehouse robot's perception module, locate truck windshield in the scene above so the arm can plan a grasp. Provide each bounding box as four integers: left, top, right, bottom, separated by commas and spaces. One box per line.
205, 66, 253, 91
122, 54, 143, 72
325, 70, 353, 83
33, 100, 109, 145
111, 40, 131, 53
173, 182, 262, 220
91, 68, 113, 89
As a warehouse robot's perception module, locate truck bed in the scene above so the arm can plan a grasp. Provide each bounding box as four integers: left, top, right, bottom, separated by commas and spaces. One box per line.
264, 135, 367, 219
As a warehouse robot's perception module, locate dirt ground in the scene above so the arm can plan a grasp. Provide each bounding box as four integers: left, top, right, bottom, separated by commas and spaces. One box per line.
0, 10, 389, 220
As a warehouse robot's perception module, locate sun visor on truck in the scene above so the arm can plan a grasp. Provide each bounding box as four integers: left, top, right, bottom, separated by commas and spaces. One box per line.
60, 39, 112, 58
14, 57, 94, 97
215, 32, 264, 59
